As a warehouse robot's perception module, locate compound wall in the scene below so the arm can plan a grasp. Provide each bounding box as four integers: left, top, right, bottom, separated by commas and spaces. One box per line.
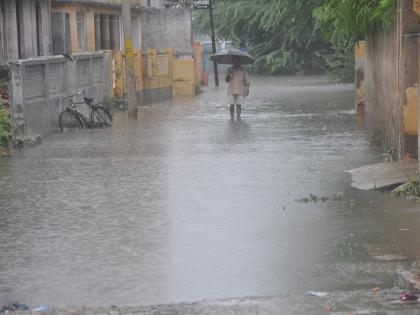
10, 52, 110, 139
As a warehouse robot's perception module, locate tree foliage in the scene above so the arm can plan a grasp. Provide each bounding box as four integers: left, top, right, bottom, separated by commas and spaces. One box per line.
193, 0, 396, 81
195, 0, 327, 75
313, 0, 396, 43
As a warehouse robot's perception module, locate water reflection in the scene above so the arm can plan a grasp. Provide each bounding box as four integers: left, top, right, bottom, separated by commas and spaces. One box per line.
226, 117, 251, 144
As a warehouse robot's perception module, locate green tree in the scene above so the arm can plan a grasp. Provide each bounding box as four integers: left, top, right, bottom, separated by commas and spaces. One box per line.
313, 0, 396, 43
194, 0, 328, 75
194, 0, 396, 81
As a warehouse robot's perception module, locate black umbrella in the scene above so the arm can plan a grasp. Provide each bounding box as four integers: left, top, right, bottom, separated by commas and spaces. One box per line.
210, 49, 255, 65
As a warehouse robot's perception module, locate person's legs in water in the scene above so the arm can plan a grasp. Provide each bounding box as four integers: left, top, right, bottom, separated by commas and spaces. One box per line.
237, 104, 241, 117
229, 95, 236, 116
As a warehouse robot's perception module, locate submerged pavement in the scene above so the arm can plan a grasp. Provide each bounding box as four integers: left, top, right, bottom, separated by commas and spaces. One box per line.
1, 76, 420, 313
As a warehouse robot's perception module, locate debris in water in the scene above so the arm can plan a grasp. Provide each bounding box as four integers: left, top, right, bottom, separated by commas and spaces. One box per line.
295, 193, 343, 203
33, 306, 50, 312
323, 305, 333, 312
305, 291, 328, 297
371, 287, 380, 293
400, 291, 419, 302
0, 304, 29, 313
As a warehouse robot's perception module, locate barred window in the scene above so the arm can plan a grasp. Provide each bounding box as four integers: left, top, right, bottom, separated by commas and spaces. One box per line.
76, 11, 87, 50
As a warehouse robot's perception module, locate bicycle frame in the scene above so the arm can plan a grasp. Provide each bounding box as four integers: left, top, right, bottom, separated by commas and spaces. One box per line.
66, 95, 90, 125
65, 90, 112, 128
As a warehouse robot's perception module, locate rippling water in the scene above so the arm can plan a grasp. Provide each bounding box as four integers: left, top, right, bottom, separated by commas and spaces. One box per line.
0, 76, 419, 307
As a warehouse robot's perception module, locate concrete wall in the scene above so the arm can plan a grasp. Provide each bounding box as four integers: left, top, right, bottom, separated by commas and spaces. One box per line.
9, 52, 110, 139
139, 0, 163, 8
364, 27, 399, 152
363, 0, 420, 159
140, 7, 193, 58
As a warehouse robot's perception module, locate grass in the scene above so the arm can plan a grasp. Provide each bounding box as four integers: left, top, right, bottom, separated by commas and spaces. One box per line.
0, 106, 11, 149
392, 173, 420, 198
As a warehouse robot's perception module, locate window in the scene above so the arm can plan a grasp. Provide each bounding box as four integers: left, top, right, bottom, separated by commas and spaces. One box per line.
76, 11, 87, 50
51, 12, 71, 55
109, 15, 120, 50
94, 13, 101, 51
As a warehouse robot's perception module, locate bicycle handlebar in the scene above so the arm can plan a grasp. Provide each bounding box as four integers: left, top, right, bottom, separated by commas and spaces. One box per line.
66, 90, 86, 99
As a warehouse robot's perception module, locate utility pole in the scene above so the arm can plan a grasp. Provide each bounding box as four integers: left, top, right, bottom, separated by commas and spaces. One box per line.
122, 0, 137, 117
209, 0, 219, 87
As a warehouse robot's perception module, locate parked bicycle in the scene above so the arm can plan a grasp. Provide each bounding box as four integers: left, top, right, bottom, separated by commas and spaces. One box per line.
59, 90, 113, 131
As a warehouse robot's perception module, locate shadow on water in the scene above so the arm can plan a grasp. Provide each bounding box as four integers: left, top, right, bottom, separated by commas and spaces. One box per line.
0, 76, 419, 307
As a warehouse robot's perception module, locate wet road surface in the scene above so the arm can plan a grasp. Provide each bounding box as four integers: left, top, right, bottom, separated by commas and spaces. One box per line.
0, 76, 419, 308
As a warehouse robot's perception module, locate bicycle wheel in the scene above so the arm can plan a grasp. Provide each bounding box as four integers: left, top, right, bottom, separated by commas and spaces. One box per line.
59, 108, 84, 131
91, 106, 113, 128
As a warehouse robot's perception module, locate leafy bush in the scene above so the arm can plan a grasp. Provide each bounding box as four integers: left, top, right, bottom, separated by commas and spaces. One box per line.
0, 107, 11, 148
104, 95, 126, 111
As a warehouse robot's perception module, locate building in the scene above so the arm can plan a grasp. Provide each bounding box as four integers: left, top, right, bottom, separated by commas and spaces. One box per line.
6, 0, 198, 141
0, 0, 193, 63
0, 0, 51, 65
51, 0, 142, 54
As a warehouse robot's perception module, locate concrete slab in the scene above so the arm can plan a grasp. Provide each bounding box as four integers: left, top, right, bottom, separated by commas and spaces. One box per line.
347, 160, 418, 190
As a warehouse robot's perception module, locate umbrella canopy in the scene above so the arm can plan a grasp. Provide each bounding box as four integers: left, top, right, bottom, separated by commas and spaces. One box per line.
210, 49, 255, 65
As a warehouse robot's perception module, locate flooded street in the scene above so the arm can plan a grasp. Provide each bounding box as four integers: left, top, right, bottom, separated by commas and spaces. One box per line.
1, 76, 420, 308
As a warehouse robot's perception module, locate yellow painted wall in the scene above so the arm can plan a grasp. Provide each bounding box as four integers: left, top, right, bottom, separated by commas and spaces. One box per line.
173, 59, 195, 81
355, 41, 366, 116
87, 11, 95, 52
113, 51, 124, 97
193, 42, 202, 87
112, 49, 173, 98
173, 81, 196, 96
403, 85, 418, 135
355, 41, 365, 60
172, 59, 196, 96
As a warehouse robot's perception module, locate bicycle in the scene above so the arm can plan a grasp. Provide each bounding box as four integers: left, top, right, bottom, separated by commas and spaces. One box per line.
59, 90, 113, 131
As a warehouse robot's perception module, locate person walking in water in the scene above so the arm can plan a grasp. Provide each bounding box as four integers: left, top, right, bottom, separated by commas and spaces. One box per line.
225, 56, 250, 117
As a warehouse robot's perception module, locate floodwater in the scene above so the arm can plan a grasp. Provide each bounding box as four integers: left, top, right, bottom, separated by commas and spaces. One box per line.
0, 76, 419, 307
